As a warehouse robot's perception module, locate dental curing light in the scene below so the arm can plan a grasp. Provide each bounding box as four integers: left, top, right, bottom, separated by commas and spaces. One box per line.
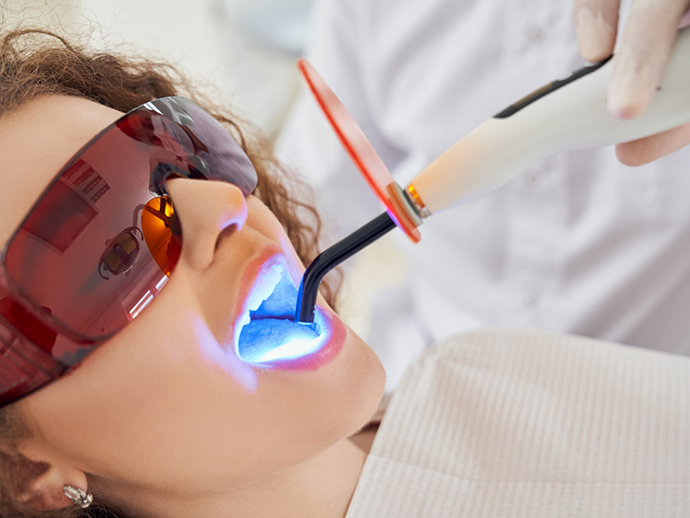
295, 26, 690, 324
294, 59, 419, 323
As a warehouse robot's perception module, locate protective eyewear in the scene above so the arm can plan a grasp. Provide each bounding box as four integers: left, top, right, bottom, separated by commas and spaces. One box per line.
0, 96, 258, 406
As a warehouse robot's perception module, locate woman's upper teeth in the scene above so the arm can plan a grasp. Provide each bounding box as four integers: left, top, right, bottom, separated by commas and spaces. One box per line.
246, 264, 283, 312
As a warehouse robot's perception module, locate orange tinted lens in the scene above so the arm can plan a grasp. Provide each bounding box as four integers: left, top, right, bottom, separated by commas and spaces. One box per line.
141, 196, 182, 276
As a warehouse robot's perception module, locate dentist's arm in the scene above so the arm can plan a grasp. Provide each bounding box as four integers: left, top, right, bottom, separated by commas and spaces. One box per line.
574, 0, 690, 165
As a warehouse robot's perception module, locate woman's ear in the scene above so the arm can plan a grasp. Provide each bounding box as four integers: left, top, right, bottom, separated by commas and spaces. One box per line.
2, 441, 89, 511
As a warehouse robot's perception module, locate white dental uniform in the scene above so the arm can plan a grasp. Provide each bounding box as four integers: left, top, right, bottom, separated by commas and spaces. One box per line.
277, 0, 690, 389
345, 329, 690, 517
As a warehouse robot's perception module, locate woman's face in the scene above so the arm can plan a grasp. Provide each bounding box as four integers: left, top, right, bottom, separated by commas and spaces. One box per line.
0, 96, 384, 495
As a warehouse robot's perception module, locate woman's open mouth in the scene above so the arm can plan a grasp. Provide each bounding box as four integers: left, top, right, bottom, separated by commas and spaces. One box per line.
235, 256, 330, 364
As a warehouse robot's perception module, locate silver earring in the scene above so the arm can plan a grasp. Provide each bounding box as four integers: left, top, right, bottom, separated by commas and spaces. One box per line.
63, 485, 93, 509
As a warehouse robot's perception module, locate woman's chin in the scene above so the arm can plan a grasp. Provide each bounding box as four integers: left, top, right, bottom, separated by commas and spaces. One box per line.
331, 320, 387, 426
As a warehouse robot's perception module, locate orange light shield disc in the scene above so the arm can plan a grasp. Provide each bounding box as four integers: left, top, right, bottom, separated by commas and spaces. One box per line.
297, 59, 420, 243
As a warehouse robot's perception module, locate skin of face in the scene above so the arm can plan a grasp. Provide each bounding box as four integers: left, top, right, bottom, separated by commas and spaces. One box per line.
0, 96, 385, 512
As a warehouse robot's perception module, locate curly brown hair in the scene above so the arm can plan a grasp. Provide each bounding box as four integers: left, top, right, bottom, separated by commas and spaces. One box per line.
0, 27, 338, 518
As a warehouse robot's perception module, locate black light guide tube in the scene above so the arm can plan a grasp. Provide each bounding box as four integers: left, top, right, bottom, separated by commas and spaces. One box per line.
295, 212, 397, 323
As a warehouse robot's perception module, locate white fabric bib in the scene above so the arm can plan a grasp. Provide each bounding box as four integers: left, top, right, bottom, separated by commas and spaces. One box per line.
347, 329, 690, 517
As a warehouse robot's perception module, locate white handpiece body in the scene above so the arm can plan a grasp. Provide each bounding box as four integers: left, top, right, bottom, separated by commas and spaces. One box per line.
409, 27, 690, 215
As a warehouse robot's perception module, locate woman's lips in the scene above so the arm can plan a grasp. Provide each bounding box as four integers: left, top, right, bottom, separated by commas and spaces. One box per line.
232, 246, 345, 370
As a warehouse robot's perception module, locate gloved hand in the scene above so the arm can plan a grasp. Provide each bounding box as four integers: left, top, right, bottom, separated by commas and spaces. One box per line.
574, 0, 690, 165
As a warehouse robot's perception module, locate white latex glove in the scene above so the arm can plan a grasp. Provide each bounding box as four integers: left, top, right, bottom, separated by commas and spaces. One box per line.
575, 0, 690, 165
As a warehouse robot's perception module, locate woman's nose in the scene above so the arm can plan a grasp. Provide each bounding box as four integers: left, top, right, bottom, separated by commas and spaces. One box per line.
166, 178, 248, 272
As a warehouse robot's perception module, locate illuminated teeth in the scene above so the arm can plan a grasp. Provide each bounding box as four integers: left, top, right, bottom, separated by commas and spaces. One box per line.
245, 264, 283, 312
235, 262, 286, 351
237, 311, 251, 331
235, 259, 331, 365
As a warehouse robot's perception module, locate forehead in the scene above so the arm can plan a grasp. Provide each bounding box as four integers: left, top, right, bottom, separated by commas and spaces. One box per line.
0, 96, 123, 246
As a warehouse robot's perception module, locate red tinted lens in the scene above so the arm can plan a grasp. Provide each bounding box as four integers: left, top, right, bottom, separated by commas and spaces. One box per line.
1, 97, 257, 365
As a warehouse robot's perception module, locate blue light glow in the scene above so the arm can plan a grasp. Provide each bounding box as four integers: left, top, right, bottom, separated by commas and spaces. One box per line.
236, 260, 328, 364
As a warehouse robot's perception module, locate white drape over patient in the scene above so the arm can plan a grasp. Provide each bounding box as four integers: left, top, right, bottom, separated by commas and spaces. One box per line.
347, 329, 690, 517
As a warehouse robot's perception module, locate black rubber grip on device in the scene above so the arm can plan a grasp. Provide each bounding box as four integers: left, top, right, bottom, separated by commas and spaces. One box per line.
295, 211, 397, 323
494, 55, 612, 119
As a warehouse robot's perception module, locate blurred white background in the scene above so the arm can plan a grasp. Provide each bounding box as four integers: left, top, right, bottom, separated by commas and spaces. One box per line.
5, 0, 310, 138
